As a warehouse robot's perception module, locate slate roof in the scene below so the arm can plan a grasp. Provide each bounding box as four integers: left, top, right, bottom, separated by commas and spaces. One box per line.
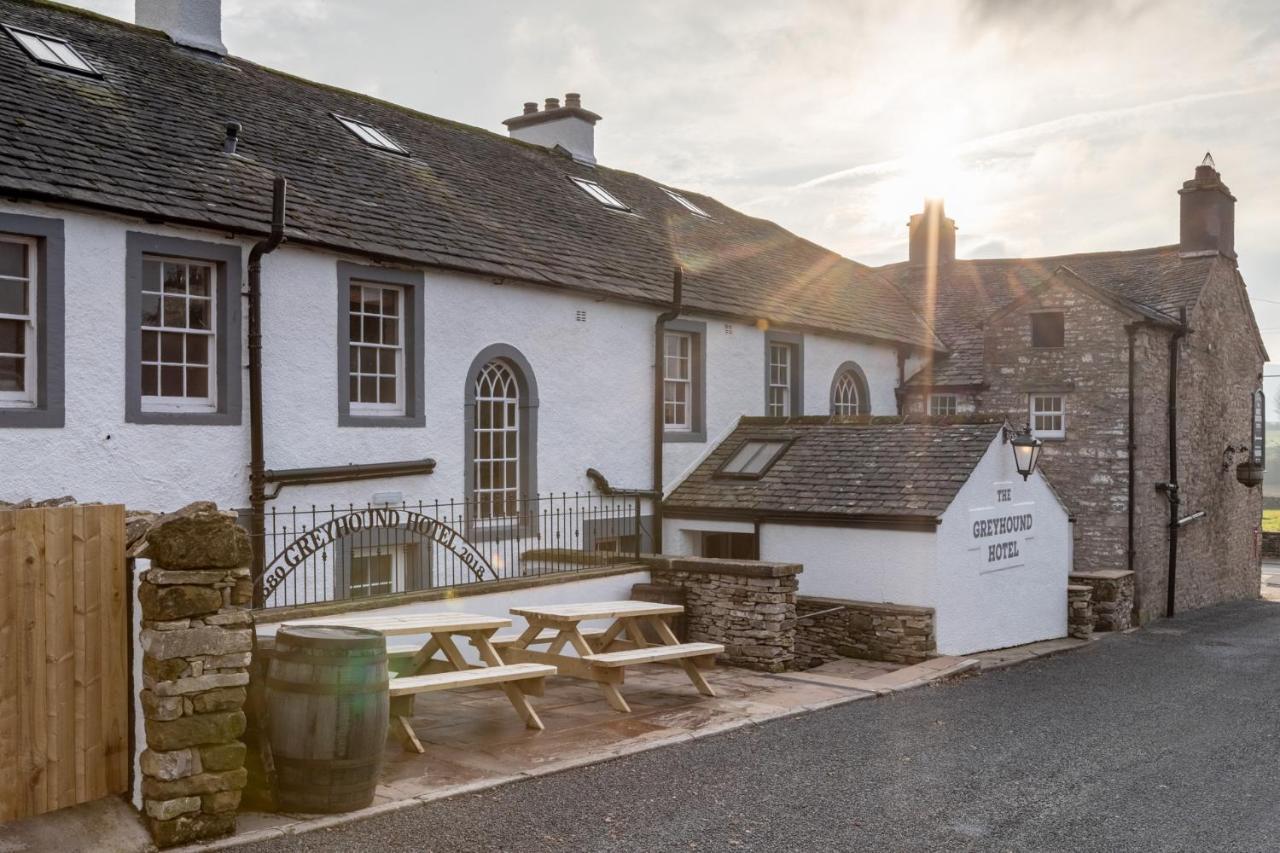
0, 0, 945, 352
880, 246, 1216, 385
664, 418, 1004, 522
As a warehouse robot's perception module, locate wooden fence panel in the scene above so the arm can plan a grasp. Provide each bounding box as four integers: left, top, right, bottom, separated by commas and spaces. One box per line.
0, 505, 128, 822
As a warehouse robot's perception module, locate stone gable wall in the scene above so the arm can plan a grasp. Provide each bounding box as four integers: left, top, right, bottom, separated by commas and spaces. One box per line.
137, 503, 253, 848
978, 277, 1135, 573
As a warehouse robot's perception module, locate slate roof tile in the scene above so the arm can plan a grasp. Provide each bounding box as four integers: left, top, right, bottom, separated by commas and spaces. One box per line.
0, 0, 944, 351
665, 418, 1004, 520
880, 246, 1214, 386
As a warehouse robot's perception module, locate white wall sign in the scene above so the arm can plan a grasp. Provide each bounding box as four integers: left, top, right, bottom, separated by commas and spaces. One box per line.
969, 482, 1035, 573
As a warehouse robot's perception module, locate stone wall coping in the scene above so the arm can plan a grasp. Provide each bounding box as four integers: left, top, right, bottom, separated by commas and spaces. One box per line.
644, 555, 803, 578
1069, 570, 1135, 581
797, 594, 934, 616
253, 563, 648, 624
1067, 584, 1093, 593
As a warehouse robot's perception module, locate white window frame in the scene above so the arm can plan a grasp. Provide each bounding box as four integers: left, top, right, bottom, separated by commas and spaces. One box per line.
0, 235, 37, 408
570, 177, 629, 211
767, 342, 792, 417
929, 393, 958, 416
348, 281, 407, 416
662, 189, 709, 217
139, 256, 218, 414
832, 371, 861, 416
473, 360, 521, 521
663, 331, 693, 431
334, 114, 408, 154
1030, 393, 1066, 439
4, 25, 98, 75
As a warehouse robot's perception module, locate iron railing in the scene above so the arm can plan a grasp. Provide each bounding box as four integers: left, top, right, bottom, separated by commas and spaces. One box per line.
240, 493, 645, 611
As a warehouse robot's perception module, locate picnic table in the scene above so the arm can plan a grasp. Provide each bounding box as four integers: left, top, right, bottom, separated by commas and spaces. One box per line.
280, 611, 555, 753
499, 600, 724, 713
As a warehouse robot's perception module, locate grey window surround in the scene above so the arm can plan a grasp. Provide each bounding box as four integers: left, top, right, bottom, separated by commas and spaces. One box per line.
663, 318, 707, 443
829, 360, 871, 415
463, 343, 539, 540
0, 212, 64, 428
763, 330, 804, 417
337, 261, 426, 428
334, 526, 432, 600
125, 232, 241, 425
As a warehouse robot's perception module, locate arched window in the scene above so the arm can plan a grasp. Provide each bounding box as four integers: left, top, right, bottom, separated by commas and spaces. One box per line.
465, 345, 539, 522
474, 360, 520, 519
830, 362, 870, 416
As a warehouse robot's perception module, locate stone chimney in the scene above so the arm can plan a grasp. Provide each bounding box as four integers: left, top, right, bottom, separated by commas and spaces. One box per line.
1179, 152, 1235, 260
907, 200, 956, 266
503, 93, 602, 165
135, 0, 227, 56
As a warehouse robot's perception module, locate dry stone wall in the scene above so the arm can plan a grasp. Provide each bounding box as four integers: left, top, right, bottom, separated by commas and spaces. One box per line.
795, 596, 935, 666
1069, 570, 1134, 631
644, 556, 800, 672
138, 503, 253, 848
1067, 585, 1094, 639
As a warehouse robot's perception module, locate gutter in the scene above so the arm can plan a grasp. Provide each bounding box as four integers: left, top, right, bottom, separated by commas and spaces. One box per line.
263, 459, 437, 497
651, 267, 684, 553
247, 177, 287, 605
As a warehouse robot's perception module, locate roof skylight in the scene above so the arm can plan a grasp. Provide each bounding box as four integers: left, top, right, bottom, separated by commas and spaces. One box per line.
5, 25, 98, 75
335, 115, 407, 154
570, 177, 629, 211
663, 189, 709, 217
717, 440, 790, 479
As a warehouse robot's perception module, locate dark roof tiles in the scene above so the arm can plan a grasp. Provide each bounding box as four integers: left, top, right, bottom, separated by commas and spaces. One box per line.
665, 418, 1004, 520
0, 0, 944, 351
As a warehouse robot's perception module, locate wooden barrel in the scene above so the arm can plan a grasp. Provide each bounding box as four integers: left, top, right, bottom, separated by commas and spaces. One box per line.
266, 625, 389, 814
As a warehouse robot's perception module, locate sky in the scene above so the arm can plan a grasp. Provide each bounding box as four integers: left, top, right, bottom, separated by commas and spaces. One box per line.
64, 0, 1280, 383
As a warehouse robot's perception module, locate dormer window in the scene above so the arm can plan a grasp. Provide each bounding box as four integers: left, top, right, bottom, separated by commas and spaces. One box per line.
334, 115, 407, 155
663, 189, 709, 217
570, 177, 629, 211
4, 25, 98, 75
716, 440, 790, 479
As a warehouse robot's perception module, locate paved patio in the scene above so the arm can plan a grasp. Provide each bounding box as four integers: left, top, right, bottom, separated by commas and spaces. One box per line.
227, 655, 976, 845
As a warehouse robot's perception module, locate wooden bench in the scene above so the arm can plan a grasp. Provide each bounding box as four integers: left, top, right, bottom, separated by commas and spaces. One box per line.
389, 663, 556, 697
584, 642, 722, 667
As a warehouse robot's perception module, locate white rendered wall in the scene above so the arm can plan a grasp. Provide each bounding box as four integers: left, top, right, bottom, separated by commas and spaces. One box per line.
933, 435, 1071, 655
662, 516, 755, 556
761, 523, 938, 605
0, 199, 908, 515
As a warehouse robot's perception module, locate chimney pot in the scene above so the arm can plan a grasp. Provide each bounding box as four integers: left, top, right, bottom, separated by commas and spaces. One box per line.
503, 92, 602, 165
135, 0, 227, 55
907, 200, 957, 266
1179, 154, 1236, 259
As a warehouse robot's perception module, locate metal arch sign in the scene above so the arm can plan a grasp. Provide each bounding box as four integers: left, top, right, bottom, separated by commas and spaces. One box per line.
257, 507, 496, 599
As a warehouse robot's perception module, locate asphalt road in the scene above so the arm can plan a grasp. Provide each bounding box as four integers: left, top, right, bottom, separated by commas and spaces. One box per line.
241, 599, 1280, 852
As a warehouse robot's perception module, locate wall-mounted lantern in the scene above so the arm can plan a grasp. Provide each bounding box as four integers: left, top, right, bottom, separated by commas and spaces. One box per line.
1008, 425, 1043, 481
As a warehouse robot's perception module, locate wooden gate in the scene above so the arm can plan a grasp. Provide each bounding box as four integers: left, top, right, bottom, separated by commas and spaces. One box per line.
0, 504, 129, 821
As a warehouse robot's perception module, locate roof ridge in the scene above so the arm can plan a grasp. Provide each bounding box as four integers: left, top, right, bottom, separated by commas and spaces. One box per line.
879, 243, 1181, 270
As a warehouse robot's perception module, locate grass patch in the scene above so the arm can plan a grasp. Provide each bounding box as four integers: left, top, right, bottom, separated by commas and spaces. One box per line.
1263, 509, 1280, 533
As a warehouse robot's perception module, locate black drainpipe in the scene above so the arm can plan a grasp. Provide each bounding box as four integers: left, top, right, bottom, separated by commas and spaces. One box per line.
1126, 324, 1137, 574
1161, 309, 1189, 617
248, 177, 287, 606
652, 267, 684, 554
